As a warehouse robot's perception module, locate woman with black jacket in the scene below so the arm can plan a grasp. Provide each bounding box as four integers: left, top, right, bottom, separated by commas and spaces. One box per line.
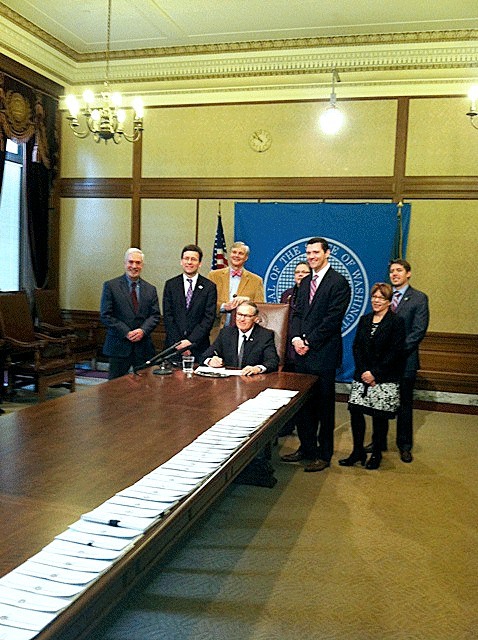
340, 282, 406, 470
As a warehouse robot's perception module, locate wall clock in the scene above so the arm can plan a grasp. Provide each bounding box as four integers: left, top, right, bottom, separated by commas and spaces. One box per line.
249, 129, 272, 152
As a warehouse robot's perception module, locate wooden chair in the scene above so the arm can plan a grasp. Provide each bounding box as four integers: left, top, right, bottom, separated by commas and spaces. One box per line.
34, 288, 98, 367
0, 291, 76, 402
255, 303, 290, 368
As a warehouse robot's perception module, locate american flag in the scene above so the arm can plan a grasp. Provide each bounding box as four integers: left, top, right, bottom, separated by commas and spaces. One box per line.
211, 213, 228, 269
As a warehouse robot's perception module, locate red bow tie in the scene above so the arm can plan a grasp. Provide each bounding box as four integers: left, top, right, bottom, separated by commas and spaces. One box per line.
231, 270, 243, 277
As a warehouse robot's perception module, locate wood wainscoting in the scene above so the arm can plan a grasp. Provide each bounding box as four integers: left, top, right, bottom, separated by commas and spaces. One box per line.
416, 332, 478, 395
64, 310, 166, 362
66, 311, 476, 395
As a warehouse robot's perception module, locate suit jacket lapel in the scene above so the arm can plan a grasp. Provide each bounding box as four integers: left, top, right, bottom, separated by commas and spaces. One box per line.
397, 286, 413, 311
305, 270, 328, 316
236, 270, 250, 297
188, 275, 204, 309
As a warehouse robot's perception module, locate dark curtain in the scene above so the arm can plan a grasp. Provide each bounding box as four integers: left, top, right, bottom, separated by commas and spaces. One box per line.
0, 146, 5, 194
0, 125, 6, 195
0, 72, 58, 288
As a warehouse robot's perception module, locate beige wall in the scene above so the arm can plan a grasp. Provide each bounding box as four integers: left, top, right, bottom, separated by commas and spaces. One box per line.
142, 101, 397, 178
407, 97, 477, 176
60, 119, 134, 179
406, 200, 478, 333
59, 198, 132, 309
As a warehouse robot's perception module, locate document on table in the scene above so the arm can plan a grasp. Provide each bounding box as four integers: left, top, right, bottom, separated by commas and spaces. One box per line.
194, 366, 244, 377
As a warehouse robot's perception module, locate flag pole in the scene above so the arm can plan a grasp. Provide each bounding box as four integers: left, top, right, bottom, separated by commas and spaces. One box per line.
396, 201, 403, 259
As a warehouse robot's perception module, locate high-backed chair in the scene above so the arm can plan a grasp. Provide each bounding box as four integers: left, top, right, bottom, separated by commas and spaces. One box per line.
34, 288, 98, 367
0, 291, 76, 402
255, 303, 290, 368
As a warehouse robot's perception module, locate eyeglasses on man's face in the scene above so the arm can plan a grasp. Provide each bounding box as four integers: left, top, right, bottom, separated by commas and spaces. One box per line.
236, 312, 256, 319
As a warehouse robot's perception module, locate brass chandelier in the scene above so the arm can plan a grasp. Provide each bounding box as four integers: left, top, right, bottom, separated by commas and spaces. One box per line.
65, 0, 143, 144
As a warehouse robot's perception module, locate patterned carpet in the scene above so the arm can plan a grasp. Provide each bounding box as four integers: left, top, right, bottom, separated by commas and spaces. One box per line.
86, 404, 478, 640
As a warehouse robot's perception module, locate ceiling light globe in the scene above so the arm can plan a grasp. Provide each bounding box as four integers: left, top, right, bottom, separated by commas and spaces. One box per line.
111, 92, 122, 107
320, 105, 344, 135
83, 89, 95, 105
65, 95, 79, 117
132, 97, 144, 118
468, 85, 478, 101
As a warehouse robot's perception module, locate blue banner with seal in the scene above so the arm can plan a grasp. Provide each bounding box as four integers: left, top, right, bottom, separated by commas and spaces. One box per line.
235, 202, 410, 381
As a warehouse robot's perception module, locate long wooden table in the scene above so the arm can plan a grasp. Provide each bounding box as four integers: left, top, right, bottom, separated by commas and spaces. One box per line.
0, 368, 317, 640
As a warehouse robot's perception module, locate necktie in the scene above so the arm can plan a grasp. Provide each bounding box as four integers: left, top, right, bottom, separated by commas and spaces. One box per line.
391, 290, 402, 312
238, 333, 247, 367
309, 274, 318, 304
186, 278, 193, 308
131, 281, 139, 314
231, 270, 242, 277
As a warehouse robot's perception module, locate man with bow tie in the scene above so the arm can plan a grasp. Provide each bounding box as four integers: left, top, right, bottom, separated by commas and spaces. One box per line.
208, 241, 264, 329
163, 244, 217, 362
382, 259, 429, 462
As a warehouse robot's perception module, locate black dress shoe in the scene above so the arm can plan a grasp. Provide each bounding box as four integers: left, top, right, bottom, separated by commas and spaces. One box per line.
338, 451, 366, 467
364, 442, 387, 453
365, 453, 382, 470
281, 450, 308, 463
400, 450, 413, 463
304, 459, 330, 472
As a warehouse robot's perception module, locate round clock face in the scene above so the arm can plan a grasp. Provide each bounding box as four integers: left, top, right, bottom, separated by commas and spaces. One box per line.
249, 129, 272, 152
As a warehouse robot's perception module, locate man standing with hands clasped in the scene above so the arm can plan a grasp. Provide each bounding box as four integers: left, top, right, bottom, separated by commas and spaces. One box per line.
365, 259, 429, 462
208, 241, 264, 328
162, 244, 217, 362
281, 237, 351, 472
100, 248, 160, 379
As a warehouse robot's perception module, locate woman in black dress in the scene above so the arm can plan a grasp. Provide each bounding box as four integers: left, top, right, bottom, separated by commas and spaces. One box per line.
340, 282, 405, 470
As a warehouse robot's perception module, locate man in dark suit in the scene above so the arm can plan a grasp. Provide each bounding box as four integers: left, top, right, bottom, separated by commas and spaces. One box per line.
163, 244, 217, 362
281, 237, 351, 472
388, 259, 429, 462
202, 301, 279, 487
201, 301, 279, 375
100, 248, 160, 380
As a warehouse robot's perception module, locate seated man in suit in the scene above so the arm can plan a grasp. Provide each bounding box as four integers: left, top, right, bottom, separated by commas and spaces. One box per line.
162, 244, 217, 362
201, 301, 280, 487
100, 248, 160, 380
201, 301, 279, 375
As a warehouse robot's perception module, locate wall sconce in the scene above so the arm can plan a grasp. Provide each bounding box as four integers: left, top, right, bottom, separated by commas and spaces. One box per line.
319, 69, 344, 135
466, 85, 478, 129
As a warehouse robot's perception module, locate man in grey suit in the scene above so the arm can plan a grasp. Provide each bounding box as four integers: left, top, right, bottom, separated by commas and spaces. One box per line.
100, 248, 160, 379
162, 244, 217, 362
281, 237, 351, 472
388, 259, 429, 462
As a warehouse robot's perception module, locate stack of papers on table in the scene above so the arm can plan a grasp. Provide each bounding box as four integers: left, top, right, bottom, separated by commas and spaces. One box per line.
0, 387, 300, 639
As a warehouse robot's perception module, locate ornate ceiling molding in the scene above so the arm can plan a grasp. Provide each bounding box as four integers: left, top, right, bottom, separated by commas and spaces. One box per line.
0, 4, 477, 62
0, 10, 476, 100
67, 42, 478, 86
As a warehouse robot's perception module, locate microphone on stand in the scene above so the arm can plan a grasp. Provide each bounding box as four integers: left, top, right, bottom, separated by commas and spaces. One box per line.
133, 342, 182, 374
153, 343, 196, 375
